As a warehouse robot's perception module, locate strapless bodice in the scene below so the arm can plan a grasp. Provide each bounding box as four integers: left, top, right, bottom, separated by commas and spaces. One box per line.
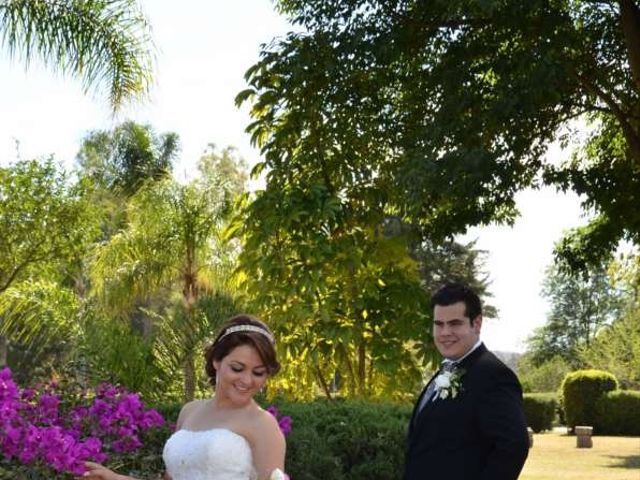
163, 428, 257, 480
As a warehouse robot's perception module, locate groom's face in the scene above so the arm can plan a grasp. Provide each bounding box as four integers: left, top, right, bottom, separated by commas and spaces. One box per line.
433, 301, 482, 360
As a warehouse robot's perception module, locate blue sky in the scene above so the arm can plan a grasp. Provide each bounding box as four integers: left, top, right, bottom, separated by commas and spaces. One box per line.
0, 0, 586, 352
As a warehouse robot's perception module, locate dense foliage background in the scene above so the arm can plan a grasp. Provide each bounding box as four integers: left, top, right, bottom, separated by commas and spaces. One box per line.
2, 0, 640, 477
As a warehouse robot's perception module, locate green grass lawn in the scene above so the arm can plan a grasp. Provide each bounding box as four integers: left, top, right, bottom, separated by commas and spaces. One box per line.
520, 431, 640, 480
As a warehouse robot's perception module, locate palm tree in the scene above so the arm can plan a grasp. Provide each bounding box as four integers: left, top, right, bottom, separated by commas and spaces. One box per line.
77, 121, 180, 241
0, 0, 154, 111
91, 170, 238, 401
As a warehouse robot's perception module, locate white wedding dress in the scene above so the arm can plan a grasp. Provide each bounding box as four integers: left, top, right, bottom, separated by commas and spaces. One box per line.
163, 428, 258, 480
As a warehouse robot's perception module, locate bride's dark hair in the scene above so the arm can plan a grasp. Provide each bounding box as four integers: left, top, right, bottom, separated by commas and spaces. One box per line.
204, 314, 280, 386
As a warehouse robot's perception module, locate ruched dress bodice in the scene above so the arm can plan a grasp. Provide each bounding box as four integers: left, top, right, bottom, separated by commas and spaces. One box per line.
163, 428, 257, 480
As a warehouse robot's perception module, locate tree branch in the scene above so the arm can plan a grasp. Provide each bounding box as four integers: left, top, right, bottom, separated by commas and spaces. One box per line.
578, 73, 640, 164
313, 363, 333, 400
0, 249, 52, 294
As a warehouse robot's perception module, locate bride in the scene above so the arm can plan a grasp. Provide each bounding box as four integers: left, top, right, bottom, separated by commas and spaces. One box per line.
82, 315, 287, 480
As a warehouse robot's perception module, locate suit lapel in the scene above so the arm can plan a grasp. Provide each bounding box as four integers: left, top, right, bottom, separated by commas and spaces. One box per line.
411, 344, 487, 434
458, 342, 486, 371
410, 369, 440, 432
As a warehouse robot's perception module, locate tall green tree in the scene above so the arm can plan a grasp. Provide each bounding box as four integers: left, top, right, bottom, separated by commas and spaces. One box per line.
0, 159, 97, 369
239, 0, 640, 270
516, 354, 571, 393
77, 121, 179, 198
413, 238, 497, 319
579, 306, 640, 389
236, 181, 494, 399
526, 262, 628, 367
90, 148, 243, 401
577, 251, 640, 388
0, 280, 80, 384
197, 144, 248, 198
76, 121, 180, 240
0, 0, 155, 110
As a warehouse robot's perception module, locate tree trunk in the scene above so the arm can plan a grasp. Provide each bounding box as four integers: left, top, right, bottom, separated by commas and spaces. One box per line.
182, 253, 198, 401
577, 73, 640, 165
314, 364, 333, 400
0, 334, 7, 367
357, 338, 366, 396
131, 298, 153, 338
340, 343, 357, 397
183, 352, 195, 402
620, 0, 640, 93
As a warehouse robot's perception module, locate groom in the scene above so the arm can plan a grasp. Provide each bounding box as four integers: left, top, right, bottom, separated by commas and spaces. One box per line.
404, 283, 529, 480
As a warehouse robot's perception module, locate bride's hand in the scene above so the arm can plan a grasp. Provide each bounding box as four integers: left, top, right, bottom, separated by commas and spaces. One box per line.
81, 461, 123, 480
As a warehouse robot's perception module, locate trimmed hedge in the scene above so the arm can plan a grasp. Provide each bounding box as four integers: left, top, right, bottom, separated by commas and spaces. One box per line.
276, 400, 412, 480
523, 393, 557, 432
595, 390, 640, 435
146, 399, 412, 480
561, 370, 618, 431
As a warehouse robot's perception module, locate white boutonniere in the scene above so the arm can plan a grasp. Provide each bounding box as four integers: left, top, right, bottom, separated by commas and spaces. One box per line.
432, 366, 465, 401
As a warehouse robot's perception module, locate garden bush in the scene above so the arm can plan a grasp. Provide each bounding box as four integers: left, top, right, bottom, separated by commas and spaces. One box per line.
561, 369, 618, 432
523, 393, 557, 432
0, 368, 168, 479
595, 390, 640, 435
117, 399, 411, 480
273, 399, 411, 480
4, 384, 413, 480
134, 399, 411, 480
518, 355, 571, 393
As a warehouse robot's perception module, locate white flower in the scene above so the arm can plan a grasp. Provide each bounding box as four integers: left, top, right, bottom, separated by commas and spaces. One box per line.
432, 367, 465, 401
434, 371, 452, 389
269, 468, 288, 480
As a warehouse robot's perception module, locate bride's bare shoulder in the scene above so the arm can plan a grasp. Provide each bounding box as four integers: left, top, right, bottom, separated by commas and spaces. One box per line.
176, 399, 208, 429
253, 405, 284, 437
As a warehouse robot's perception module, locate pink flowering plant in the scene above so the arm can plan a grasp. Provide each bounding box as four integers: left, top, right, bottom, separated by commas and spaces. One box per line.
266, 405, 293, 437
0, 367, 165, 479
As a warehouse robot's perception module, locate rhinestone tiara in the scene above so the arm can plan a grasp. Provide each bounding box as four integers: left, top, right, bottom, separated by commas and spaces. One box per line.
218, 324, 275, 344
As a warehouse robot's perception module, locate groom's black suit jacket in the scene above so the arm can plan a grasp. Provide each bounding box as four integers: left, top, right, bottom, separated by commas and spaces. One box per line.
404, 344, 529, 480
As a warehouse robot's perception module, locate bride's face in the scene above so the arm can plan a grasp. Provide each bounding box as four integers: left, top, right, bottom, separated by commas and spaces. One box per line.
213, 344, 268, 405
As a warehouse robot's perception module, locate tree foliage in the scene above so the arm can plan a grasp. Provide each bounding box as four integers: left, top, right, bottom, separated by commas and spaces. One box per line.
77, 121, 179, 198
579, 305, 640, 389
197, 144, 248, 198
0, 279, 80, 383
0, 159, 97, 373
0, 0, 155, 111
235, 179, 494, 399
517, 354, 572, 393
240, 0, 640, 271
412, 238, 497, 319
0, 159, 96, 295
90, 148, 243, 401
238, 193, 431, 399
75, 121, 180, 241
527, 262, 628, 367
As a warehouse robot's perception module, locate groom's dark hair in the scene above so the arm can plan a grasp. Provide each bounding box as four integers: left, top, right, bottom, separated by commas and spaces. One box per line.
431, 282, 482, 325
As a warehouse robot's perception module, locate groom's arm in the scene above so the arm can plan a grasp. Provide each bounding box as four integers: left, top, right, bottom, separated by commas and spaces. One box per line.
476, 370, 529, 480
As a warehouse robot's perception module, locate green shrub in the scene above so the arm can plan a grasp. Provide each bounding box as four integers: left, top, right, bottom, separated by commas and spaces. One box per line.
152, 401, 182, 425
523, 393, 557, 432
561, 369, 618, 431
518, 355, 571, 393
91, 399, 411, 480
595, 390, 640, 435
274, 399, 412, 480
556, 390, 566, 426
13, 399, 414, 479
